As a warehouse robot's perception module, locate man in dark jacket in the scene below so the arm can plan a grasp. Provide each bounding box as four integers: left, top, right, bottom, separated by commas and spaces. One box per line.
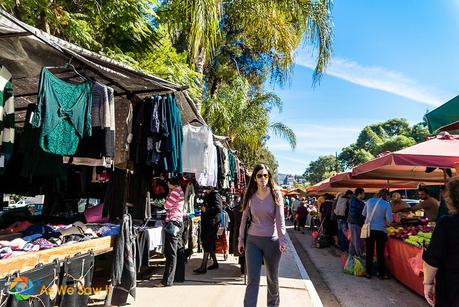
347, 188, 366, 257
194, 187, 222, 274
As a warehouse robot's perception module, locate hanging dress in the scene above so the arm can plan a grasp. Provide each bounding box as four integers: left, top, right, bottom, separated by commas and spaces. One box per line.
32, 68, 92, 155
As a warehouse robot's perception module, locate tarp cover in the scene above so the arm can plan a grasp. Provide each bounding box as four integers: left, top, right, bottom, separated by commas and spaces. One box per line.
424, 95, 459, 133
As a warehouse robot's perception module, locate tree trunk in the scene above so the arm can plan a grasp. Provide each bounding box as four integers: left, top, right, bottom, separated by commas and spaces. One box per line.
40, 7, 50, 34
13, 0, 21, 19
194, 48, 206, 113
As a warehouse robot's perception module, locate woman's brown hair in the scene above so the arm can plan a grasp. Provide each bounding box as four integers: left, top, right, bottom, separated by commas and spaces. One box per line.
241, 164, 281, 211
445, 178, 459, 214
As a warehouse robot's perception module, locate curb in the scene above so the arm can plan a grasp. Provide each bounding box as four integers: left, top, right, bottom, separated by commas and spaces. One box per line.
285, 231, 324, 307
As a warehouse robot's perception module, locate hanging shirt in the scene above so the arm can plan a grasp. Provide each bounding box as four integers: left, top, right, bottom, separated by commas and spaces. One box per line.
0, 65, 14, 170
67, 82, 115, 166
182, 124, 213, 174
32, 68, 92, 155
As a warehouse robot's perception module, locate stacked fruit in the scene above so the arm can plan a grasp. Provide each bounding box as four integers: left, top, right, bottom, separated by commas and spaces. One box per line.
387, 225, 434, 247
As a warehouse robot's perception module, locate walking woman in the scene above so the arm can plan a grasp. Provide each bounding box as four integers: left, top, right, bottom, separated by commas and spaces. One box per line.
160, 176, 184, 287
238, 164, 287, 307
423, 178, 459, 306
194, 186, 222, 274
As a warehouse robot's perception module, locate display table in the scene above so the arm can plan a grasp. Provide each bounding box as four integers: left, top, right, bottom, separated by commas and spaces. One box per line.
0, 236, 116, 278
386, 238, 424, 296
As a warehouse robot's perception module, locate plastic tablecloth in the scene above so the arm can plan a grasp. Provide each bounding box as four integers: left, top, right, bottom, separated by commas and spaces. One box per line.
386, 238, 424, 296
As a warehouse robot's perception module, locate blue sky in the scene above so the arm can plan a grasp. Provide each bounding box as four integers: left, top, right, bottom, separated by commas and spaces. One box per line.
268, 1, 459, 175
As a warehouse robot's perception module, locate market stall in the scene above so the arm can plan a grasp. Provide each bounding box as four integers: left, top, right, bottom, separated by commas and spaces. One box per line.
0, 8, 207, 306
386, 238, 424, 296
385, 223, 433, 297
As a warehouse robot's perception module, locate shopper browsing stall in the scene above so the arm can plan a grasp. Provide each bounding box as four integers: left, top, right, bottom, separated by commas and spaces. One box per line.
160, 176, 185, 287
238, 164, 287, 307
347, 188, 366, 257
362, 189, 393, 279
194, 186, 222, 274
423, 178, 459, 307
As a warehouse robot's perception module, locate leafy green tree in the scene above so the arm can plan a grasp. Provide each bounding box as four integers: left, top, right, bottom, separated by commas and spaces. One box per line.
303, 155, 343, 185
338, 144, 374, 170
376, 135, 416, 154
338, 118, 431, 169
411, 122, 430, 143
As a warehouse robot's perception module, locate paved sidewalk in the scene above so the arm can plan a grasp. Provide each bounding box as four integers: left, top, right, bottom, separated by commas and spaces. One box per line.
134, 231, 321, 307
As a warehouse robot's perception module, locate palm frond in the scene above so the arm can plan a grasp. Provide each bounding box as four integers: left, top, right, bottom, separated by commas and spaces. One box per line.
269, 122, 297, 149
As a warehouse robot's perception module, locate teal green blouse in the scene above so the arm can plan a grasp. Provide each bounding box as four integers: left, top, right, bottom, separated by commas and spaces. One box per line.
33, 68, 92, 155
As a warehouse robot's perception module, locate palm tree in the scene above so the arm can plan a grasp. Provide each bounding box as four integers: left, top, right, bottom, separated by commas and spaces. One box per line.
202, 77, 296, 169
162, 0, 333, 83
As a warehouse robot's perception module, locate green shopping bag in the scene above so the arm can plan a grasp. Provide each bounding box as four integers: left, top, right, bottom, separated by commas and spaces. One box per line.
353, 257, 365, 277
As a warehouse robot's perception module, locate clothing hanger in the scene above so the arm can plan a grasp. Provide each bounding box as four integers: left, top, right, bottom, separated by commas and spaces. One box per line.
44, 57, 88, 81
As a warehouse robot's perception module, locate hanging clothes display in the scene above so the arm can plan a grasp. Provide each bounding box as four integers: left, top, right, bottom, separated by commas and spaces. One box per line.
131, 94, 183, 174
228, 152, 236, 189
184, 182, 196, 215
32, 68, 92, 156
0, 65, 14, 172
182, 124, 217, 186
164, 94, 183, 174
182, 124, 213, 174
106, 213, 136, 306
64, 81, 115, 167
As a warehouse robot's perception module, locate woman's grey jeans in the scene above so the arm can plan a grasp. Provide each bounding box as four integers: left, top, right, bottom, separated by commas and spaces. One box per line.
244, 235, 282, 307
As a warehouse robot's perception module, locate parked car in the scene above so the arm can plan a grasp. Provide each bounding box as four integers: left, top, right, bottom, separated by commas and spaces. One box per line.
403, 199, 420, 207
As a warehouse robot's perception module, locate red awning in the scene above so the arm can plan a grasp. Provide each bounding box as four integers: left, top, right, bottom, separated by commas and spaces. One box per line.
352, 133, 459, 181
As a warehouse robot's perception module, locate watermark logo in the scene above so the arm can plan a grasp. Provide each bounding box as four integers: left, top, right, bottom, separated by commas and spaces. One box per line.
9, 276, 35, 301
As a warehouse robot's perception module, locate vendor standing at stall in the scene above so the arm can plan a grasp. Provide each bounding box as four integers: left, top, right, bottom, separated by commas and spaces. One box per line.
160, 176, 185, 287
193, 186, 222, 274
405, 187, 440, 222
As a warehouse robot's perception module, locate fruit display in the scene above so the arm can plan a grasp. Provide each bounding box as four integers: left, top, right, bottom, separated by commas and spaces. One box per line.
387, 224, 434, 247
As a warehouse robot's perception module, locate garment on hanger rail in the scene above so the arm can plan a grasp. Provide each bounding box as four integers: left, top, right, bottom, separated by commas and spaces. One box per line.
32, 68, 92, 155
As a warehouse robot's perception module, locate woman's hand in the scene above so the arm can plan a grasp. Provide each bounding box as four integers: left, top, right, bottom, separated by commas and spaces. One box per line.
279, 242, 288, 254
424, 284, 435, 306
238, 242, 245, 254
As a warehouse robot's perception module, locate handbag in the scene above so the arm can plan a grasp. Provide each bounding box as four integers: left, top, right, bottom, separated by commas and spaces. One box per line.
165, 221, 181, 237
243, 202, 252, 246
360, 200, 380, 239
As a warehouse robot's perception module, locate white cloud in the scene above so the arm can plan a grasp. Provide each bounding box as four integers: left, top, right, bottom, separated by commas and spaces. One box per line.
296, 55, 450, 107
268, 123, 360, 152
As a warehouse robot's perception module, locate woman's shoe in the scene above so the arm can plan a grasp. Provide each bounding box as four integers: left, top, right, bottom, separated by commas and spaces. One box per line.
208, 263, 219, 270
364, 273, 372, 279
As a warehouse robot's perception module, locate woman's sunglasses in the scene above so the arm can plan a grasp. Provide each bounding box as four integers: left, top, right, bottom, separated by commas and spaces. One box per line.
256, 174, 269, 179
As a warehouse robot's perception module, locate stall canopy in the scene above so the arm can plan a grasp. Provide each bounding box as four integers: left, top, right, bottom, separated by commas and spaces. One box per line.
0, 9, 206, 164
329, 172, 430, 189
424, 95, 459, 133
352, 133, 459, 182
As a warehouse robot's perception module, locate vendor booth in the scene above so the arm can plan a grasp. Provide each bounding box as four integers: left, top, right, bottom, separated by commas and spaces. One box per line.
0, 9, 251, 307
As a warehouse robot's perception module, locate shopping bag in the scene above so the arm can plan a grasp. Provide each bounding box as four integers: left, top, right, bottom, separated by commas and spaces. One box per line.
341, 253, 348, 268
311, 230, 319, 240
345, 228, 351, 241
409, 251, 424, 276
343, 255, 354, 275
353, 257, 365, 277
